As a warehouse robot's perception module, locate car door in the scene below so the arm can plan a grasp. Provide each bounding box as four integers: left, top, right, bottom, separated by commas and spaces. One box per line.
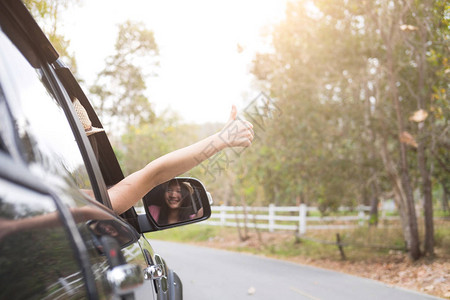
0, 153, 92, 299
0, 5, 155, 298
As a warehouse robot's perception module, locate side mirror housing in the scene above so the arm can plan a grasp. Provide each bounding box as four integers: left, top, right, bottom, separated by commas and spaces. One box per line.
137, 177, 212, 233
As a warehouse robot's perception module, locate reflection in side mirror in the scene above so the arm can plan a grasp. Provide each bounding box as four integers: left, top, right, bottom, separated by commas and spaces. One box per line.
143, 177, 211, 228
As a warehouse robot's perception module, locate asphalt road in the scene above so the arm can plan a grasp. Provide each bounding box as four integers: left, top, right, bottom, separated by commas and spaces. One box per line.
150, 239, 441, 300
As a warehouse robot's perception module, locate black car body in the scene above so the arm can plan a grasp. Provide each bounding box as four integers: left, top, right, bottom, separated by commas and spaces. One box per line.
0, 0, 212, 299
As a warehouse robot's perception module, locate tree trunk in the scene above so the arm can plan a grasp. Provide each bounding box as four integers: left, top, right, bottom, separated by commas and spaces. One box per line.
378, 137, 410, 248
233, 195, 249, 242
415, 26, 434, 256
378, 125, 420, 259
240, 195, 249, 239
393, 102, 421, 260
364, 77, 379, 227
385, 33, 421, 259
366, 0, 422, 260
369, 181, 379, 226
420, 152, 434, 256
441, 180, 449, 212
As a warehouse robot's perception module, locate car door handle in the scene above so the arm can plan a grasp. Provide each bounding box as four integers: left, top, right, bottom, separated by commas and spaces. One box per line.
100, 235, 144, 295
143, 264, 164, 280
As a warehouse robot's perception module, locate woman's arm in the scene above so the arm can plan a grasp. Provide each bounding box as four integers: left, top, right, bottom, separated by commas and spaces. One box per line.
109, 105, 254, 214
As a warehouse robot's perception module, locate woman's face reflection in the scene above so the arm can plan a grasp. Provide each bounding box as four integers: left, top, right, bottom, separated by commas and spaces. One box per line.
98, 222, 119, 237
165, 183, 183, 209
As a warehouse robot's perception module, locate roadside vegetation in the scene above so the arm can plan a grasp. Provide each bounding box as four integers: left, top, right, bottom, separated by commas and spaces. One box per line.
147, 221, 450, 298
148, 222, 450, 261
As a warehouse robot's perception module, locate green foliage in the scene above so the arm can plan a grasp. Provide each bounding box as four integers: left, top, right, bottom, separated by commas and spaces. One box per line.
434, 223, 450, 254
208, 0, 450, 259
118, 111, 200, 176
24, 0, 80, 72
89, 20, 158, 131
244, 0, 449, 257
246, 0, 381, 210
146, 225, 222, 243
145, 224, 450, 262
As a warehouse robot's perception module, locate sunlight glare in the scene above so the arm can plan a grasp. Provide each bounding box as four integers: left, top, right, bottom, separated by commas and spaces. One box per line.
62, 0, 288, 124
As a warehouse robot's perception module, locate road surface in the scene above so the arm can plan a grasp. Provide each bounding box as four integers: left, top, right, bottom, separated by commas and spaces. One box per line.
150, 240, 441, 300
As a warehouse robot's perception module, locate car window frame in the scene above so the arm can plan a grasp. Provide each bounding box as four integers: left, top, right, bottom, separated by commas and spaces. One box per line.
46, 63, 114, 209
52, 62, 142, 230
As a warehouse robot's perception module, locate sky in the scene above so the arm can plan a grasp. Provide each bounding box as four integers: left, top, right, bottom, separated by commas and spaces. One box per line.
61, 0, 288, 124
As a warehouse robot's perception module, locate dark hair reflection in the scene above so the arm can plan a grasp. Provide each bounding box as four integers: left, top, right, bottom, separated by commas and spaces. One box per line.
89, 220, 130, 246
148, 179, 197, 225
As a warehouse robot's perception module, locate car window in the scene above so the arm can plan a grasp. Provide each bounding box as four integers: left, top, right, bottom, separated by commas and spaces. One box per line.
0, 29, 93, 195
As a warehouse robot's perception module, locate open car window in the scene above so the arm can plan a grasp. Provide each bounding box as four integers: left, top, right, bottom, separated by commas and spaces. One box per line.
53, 61, 140, 228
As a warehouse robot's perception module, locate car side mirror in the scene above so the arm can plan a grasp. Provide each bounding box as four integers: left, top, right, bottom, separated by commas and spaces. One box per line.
137, 177, 212, 232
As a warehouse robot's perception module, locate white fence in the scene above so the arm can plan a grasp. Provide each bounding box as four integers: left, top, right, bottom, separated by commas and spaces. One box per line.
205, 204, 397, 234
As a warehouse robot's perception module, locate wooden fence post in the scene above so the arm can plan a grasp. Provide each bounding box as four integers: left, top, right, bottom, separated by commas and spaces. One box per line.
299, 204, 307, 235
220, 204, 226, 226
268, 204, 275, 232
358, 209, 365, 226
336, 233, 346, 260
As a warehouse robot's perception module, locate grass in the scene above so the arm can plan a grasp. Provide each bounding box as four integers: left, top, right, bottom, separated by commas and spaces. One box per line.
145, 221, 450, 262
146, 224, 222, 243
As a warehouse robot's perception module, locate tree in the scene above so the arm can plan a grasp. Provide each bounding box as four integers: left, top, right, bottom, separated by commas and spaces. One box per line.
119, 111, 199, 176
24, 0, 79, 72
250, 0, 448, 260
89, 20, 159, 134
250, 0, 377, 212
363, 0, 449, 258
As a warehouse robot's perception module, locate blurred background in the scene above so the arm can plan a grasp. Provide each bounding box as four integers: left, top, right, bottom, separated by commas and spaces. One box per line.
25, 0, 449, 296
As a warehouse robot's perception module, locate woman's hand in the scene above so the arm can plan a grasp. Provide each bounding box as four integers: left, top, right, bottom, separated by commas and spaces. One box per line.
217, 105, 254, 148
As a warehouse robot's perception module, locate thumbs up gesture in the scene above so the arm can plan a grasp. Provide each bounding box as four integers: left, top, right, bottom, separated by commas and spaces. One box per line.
219, 105, 254, 148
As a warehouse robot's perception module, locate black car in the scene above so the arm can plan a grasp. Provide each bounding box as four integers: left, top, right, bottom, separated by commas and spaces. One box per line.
0, 0, 212, 299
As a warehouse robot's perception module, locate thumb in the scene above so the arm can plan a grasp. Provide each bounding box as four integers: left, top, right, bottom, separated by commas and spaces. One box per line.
228, 105, 237, 122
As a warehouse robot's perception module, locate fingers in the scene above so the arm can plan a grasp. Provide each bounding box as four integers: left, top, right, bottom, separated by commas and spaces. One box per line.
228, 105, 238, 122
247, 127, 254, 145
243, 122, 254, 141
244, 120, 254, 137
241, 119, 254, 142
237, 120, 254, 147
223, 105, 255, 148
